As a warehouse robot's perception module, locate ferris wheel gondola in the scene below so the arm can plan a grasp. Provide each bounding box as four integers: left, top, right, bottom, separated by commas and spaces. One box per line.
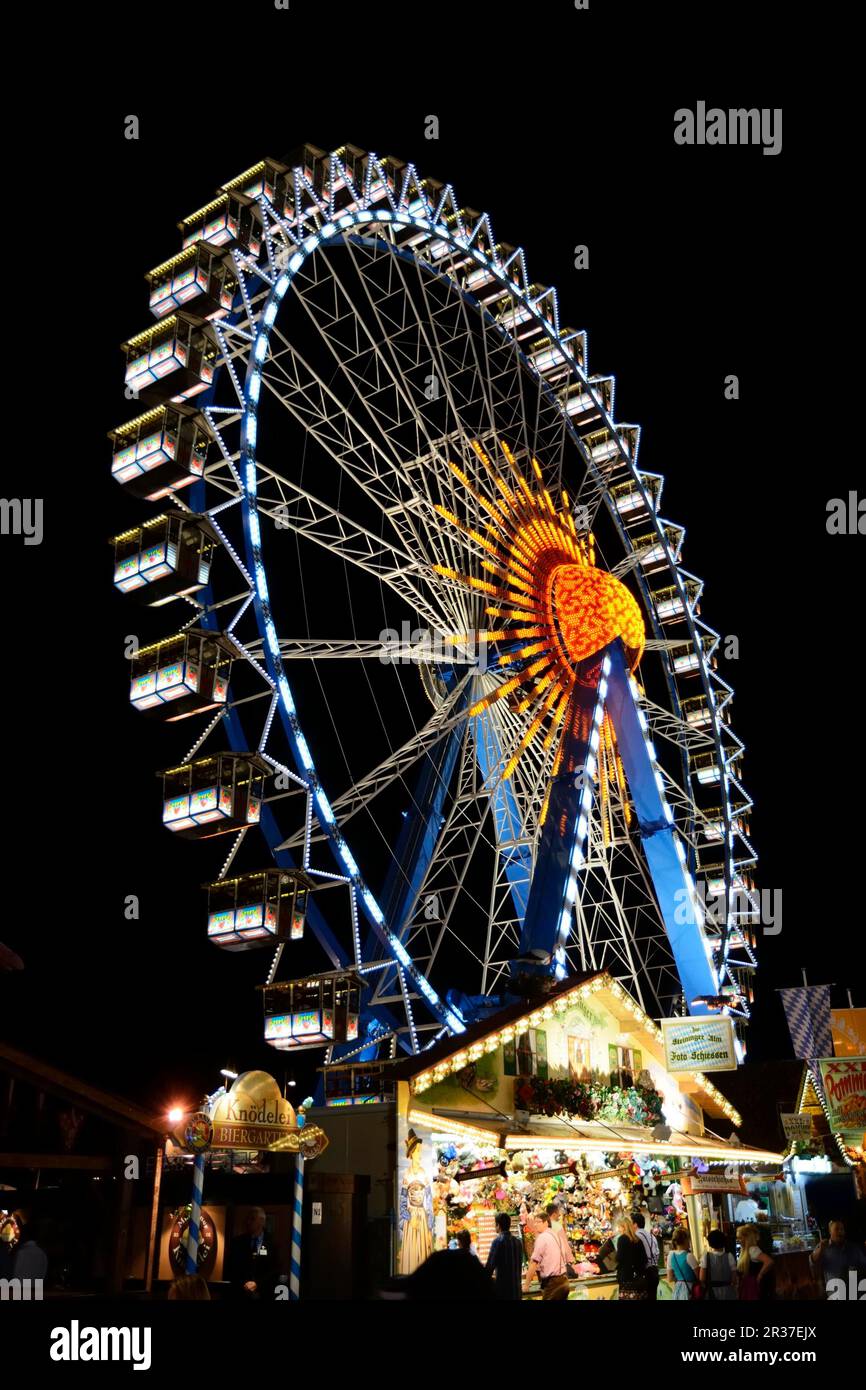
110, 145, 758, 1062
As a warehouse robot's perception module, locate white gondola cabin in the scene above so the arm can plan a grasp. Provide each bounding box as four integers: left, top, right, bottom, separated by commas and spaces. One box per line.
121, 314, 218, 405
128, 627, 233, 720
221, 158, 291, 208
146, 243, 238, 321
178, 191, 261, 255
261, 970, 363, 1051
280, 142, 328, 218
109, 405, 213, 501
205, 868, 312, 951
160, 752, 267, 838
111, 511, 217, 604
682, 695, 712, 729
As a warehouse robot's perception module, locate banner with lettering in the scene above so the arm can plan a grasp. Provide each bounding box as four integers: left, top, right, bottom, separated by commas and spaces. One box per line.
818, 1057, 866, 1133
780, 1113, 814, 1144
660, 1016, 738, 1073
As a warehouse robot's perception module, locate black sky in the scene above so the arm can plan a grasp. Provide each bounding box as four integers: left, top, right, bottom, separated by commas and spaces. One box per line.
2, 12, 858, 1120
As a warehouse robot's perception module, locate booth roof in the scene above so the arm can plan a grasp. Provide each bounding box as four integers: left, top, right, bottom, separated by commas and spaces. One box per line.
393, 971, 742, 1124
391, 971, 600, 1080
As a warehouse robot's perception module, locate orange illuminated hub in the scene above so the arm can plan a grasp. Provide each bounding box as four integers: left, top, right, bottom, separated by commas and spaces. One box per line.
549, 564, 644, 671
432, 438, 646, 794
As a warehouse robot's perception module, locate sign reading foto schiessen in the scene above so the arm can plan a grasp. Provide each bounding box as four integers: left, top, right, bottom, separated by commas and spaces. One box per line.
818, 1057, 866, 1134
660, 1017, 738, 1073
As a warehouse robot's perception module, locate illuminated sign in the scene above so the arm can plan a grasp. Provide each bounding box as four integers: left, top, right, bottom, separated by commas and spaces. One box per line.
780, 1113, 814, 1144
681, 1173, 743, 1196
201, 1070, 326, 1157
818, 1057, 866, 1133
660, 1016, 738, 1073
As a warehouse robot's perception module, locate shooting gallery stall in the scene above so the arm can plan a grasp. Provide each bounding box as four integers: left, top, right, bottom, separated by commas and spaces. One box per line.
308, 971, 785, 1297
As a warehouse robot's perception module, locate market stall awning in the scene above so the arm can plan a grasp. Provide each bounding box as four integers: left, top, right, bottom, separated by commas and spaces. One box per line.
408, 1106, 785, 1165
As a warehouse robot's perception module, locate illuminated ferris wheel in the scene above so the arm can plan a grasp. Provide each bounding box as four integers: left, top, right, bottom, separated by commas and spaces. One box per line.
110, 144, 758, 1063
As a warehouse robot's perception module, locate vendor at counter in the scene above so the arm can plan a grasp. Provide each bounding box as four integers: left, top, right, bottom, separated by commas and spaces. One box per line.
523, 1210, 571, 1300
809, 1221, 866, 1293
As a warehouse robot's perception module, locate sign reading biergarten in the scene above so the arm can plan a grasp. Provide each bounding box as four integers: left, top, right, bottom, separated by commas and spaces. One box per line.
170, 1071, 329, 1159
660, 1016, 738, 1073
818, 1057, 866, 1133
211, 1071, 298, 1149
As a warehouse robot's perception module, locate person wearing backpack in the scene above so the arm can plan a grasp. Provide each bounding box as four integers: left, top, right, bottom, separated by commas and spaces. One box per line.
634, 1212, 660, 1299
615, 1216, 649, 1300
666, 1227, 698, 1299
700, 1228, 738, 1300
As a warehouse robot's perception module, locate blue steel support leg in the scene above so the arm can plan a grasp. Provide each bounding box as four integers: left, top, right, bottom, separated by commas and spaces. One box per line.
603, 642, 717, 1012
472, 711, 533, 930
513, 652, 610, 980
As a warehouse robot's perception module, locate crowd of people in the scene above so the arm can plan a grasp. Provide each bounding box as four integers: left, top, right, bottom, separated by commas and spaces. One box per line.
400, 1205, 866, 1302
7, 1199, 864, 1303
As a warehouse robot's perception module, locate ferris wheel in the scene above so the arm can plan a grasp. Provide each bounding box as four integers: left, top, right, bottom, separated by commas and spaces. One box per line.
110, 144, 758, 1064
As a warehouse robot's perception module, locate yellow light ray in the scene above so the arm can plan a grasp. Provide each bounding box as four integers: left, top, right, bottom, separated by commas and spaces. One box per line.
467, 658, 554, 717
485, 606, 536, 622
497, 641, 549, 666
517, 676, 559, 716
433, 505, 502, 559
447, 460, 510, 526
432, 564, 504, 597
484, 627, 546, 642
502, 706, 549, 780
471, 439, 516, 505
544, 689, 571, 752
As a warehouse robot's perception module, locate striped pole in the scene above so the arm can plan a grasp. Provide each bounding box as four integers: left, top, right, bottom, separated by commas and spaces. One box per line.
185, 1151, 207, 1274
289, 1153, 304, 1299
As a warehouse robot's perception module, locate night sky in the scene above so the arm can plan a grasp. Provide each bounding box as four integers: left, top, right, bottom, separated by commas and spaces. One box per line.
3, 29, 857, 1123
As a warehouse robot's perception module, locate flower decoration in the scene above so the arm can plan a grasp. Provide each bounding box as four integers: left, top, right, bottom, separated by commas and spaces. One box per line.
516, 1076, 664, 1127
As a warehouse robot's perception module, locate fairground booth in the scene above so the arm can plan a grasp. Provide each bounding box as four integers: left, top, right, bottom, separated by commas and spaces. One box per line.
308, 970, 784, 1298
705, 1046, 866, 1297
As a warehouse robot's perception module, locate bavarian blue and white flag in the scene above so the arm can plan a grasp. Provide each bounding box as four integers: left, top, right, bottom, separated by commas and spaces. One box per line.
780, 985, 833, 1061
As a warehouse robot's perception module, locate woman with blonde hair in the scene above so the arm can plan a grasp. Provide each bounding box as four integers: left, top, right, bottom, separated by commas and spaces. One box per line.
614, 1215, 648, 1300
666, 1226, 698, 1299
736, 1223, 773, 1301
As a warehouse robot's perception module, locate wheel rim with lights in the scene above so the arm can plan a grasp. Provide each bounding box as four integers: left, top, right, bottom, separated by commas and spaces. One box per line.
112, 145, 757, 1062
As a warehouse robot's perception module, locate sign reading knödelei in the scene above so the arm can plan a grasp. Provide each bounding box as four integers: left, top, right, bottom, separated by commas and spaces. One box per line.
660, 1016, 738, 1073
210, 1070, 298, 1149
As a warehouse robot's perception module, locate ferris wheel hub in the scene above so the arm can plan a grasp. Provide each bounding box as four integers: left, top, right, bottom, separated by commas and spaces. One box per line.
549, 563, 645, 674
